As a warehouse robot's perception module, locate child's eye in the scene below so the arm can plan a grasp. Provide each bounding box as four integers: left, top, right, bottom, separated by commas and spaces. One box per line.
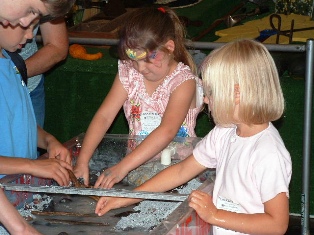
29, 9, 36, 15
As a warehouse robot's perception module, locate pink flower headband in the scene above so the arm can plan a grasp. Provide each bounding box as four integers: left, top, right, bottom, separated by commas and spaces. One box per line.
125, 49, 147, 60
125, 49, 158, 61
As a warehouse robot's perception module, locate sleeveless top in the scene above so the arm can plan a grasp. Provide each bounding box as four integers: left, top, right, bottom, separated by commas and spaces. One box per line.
119, 60, 203, 137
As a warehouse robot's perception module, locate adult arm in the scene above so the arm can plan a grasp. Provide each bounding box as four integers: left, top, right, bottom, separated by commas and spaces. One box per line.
25, 17, 68, 77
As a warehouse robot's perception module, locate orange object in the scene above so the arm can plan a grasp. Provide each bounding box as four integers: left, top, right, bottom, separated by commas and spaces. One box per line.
69, 44, 103, 60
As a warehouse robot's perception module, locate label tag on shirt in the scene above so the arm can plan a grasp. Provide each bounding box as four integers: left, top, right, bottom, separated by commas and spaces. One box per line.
217, 196, 240, 212
140, 111, 161, 134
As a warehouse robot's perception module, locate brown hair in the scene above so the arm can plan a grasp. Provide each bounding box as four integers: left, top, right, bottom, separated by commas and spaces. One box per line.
118, 7, 197, 74
42, 0, 76, 17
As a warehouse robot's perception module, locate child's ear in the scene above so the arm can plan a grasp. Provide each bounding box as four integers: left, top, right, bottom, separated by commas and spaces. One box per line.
235, 84, 240, 105
165, 40, 175, 53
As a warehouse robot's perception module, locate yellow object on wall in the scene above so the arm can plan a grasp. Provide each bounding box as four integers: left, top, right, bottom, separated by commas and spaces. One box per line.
215, 13, 314, 44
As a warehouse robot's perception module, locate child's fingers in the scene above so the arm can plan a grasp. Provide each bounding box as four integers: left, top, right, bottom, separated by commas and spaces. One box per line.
73, 166, 90, 186
189, 190, 212, 210
83, 172, 90, 186
94, 174, 105, 188
51, 164, 70, 186
95, 197, 110, 216
94, 174, 112, 189
189, 190, 215, 223
94, 170, 119, 189
58, 159, 73, 170
189, 190, 207, 201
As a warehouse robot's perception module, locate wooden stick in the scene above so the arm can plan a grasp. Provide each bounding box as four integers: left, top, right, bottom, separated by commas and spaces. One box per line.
67, 169, 100, 201
45, 218, 109, 226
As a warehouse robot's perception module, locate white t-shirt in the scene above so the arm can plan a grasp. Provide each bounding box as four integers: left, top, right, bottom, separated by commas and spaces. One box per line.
193, 122, 292, 235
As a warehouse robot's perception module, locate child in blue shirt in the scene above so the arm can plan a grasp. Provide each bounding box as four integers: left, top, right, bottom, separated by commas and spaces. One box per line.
0, 18, 72, 235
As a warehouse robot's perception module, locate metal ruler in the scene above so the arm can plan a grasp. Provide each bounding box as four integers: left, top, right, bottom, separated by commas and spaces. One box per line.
0, 183, 188, 202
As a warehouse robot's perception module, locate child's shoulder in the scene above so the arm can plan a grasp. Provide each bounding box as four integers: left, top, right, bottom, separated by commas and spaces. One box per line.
118, 59, 132, 68
174, 62, 193, 75
118, 60, 140, 79
168, 62, 199, 84
203, 125, 236, 142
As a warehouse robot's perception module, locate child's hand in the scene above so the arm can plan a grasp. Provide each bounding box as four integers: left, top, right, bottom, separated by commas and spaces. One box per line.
73, 163, 90, 186
29, 158, 72, 186
95, 196, 120, 216
94, 164, 127, 189
46, 139, 72, 165
95, 196, 139, 216
188, 190, 217, 223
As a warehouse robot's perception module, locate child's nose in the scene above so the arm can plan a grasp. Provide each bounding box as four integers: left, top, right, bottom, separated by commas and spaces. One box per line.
25, 29, 34, 40
19, 15, 38, 28
137, 61, 146, 72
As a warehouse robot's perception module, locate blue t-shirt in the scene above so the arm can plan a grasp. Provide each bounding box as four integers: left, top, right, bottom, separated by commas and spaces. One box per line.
0, 50, 37, 178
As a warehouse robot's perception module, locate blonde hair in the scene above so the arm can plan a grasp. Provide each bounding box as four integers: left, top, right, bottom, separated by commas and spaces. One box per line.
201, 39, 284, 126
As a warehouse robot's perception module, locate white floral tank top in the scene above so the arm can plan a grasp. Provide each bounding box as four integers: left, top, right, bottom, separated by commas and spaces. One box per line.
119, 60, 203, 137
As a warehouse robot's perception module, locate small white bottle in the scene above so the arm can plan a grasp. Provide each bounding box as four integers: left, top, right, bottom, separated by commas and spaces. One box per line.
161, 145, 176, 165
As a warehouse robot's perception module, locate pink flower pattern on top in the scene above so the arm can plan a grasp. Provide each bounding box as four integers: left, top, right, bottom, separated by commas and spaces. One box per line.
130, 100, 141, 123
119, 60, 202, 137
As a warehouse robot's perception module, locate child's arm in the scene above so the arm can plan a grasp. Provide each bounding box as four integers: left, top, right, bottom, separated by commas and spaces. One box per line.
95, 155, 207, 216
0, 189, 43, 235
94, 79, 197, 189
0, 156, 72, 186
189, 191, 289, 235
37, 126, 71, 164
73, 74, 128, 185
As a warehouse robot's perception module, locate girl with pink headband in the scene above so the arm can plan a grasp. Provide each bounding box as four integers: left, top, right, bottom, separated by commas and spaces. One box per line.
74, 6, 203, 189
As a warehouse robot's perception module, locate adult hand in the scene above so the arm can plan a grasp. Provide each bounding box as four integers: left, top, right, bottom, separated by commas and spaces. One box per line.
29, 158, 72, 186
94, 164, 127, 189
188, 190, 216, 224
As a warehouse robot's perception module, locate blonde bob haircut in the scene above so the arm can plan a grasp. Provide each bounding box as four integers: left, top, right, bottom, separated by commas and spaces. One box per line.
201, 39, 284, 126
